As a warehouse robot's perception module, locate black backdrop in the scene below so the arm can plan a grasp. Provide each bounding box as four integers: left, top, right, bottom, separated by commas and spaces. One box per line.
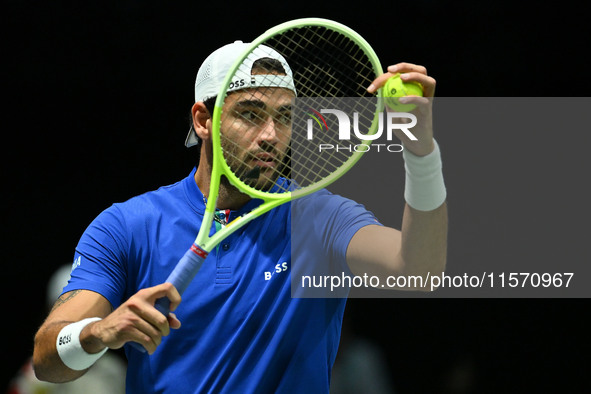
4, 1, 589, 392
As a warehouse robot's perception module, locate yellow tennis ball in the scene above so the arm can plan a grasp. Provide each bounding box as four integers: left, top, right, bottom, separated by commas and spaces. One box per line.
382, 74, 423, 111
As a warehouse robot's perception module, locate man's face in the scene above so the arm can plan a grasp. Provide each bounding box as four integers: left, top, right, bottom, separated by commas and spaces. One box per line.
219, 86, 294, 190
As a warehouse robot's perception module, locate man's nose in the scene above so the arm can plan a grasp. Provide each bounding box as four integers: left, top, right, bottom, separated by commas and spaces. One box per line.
258, 116, 279, 144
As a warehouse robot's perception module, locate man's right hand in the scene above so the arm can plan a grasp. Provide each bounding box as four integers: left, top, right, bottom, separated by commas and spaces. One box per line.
86, 282, 182, 354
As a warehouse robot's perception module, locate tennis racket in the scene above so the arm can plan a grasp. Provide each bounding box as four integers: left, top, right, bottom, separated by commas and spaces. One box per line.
138, 18, 385, 350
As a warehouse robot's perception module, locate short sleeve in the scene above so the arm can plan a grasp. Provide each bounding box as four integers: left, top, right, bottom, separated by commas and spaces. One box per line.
291, 190, 381, 297
62, 205, 129, 309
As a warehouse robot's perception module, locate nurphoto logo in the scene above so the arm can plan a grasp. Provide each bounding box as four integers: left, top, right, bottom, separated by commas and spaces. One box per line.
305, 108, 418, 152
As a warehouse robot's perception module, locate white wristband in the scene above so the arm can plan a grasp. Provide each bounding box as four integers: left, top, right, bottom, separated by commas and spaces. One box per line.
56, 317, 108, 371
403, 140, 447, 211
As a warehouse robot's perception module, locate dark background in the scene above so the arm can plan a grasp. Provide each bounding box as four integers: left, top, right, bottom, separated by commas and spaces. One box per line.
3, 0, 589, 392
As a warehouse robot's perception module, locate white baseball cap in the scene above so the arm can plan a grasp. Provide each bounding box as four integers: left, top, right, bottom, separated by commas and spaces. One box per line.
185, 40, 297, 148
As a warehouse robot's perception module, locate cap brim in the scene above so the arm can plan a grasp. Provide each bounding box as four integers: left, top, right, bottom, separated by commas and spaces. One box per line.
185, 125, 200, 148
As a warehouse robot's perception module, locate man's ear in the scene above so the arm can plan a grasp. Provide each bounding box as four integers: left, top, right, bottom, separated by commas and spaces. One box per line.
192, 102, 211, 141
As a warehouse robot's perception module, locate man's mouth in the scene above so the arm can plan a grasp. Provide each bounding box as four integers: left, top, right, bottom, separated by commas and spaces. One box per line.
237, 150, 284, 182
252, 153, 277, 168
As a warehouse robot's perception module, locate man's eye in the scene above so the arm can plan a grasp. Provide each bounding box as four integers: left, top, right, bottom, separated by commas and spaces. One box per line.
276, 111, 291, 125
239, 110, 260, 122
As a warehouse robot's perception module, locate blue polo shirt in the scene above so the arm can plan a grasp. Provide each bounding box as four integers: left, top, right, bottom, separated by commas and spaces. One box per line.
64, 168, 379, 393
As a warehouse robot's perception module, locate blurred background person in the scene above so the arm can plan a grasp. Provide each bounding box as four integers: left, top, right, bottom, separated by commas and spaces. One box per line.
6, 264, 127, 394
330, 306, 396, 394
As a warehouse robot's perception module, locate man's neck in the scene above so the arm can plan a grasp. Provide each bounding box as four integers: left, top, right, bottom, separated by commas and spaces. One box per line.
194, 163, 251, 211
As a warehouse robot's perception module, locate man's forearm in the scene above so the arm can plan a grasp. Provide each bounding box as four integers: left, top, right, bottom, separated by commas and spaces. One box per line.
399, 201, 447, 278
33, 321, 90, 383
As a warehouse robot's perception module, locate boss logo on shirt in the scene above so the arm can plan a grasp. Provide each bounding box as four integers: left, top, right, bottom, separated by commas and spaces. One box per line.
264, 262, 288, 281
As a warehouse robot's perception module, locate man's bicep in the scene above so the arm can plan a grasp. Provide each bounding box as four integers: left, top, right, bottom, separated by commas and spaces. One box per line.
346, 224, 404, 278
48, 289, 112, 323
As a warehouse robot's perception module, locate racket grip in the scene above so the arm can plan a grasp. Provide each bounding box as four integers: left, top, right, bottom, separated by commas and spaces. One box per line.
129, 296, 174, 353
165, 244, 209, 296
130, 245, 208, 353
152, 245, 208, 315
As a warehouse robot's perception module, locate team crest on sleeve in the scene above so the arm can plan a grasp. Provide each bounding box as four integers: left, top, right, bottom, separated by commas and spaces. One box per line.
71, 256, 81, 271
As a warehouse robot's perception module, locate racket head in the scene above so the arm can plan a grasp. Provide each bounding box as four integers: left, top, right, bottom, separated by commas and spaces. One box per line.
210, 18, 383, 203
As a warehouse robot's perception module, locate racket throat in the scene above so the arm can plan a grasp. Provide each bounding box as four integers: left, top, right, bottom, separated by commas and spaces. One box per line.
190, 243, 209, 259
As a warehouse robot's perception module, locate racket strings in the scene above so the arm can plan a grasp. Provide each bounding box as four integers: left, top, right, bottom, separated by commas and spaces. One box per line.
219, 98, 364, 193
284, 27, 376, 188
274, 27, 374, 98
219, 24, 379, 194
220, 127, 292, 193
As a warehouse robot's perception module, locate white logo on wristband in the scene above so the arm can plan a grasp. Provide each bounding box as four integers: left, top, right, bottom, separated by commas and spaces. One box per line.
56, 317, 108, 371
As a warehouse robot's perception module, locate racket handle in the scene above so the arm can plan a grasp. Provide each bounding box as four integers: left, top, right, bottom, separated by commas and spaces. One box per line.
154, 297, 171, 315
165, 244, 209, 296
154, 245, 208, 315
130, 244, 208, 353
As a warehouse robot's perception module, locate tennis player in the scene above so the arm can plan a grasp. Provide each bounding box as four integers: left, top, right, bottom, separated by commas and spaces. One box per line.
33, 41, 447, 393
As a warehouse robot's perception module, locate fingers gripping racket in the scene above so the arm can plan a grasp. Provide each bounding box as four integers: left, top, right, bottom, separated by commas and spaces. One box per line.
139, 18, 384, 350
